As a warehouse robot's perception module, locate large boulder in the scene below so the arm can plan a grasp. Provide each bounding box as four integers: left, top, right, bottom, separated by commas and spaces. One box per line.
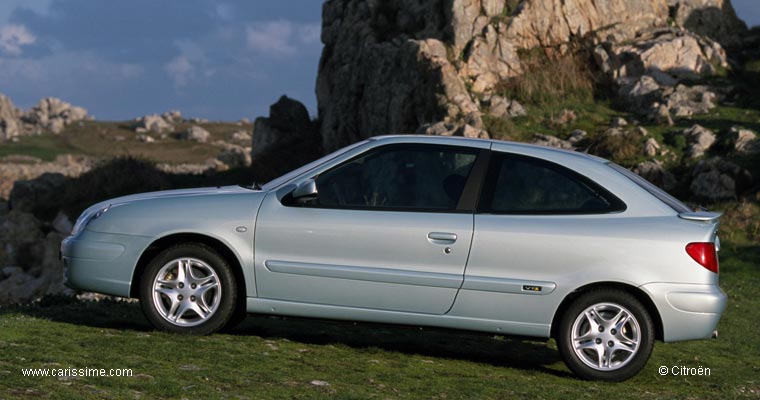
690, 157, 753, 202
0, 210, 69, 305
731, 126, 760, 155
683, 124, 716, 158
136, 114, 174, 134
252, 95, 317, 158
634, 160, 677, 191
180, 125, 211, 143
668, 0, 747, 46
22, 97, 90, 134
0, 94, 20, 141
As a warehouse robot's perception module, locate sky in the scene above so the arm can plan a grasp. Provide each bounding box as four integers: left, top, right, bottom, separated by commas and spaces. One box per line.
0, 0, 758, 122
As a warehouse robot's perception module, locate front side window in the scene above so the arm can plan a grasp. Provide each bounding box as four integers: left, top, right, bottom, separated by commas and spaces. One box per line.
479, 153, 625, 214
313, 144, 478, 211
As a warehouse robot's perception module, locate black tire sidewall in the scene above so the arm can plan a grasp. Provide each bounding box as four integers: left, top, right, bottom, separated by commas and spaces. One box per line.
139, 243, 237, 335
557, 289, 655, 382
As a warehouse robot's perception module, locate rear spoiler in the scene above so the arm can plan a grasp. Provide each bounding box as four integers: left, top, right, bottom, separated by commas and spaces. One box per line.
678, 211, 722, 223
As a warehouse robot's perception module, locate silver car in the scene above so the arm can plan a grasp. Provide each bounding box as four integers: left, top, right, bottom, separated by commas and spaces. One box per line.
62, 135, 726, 381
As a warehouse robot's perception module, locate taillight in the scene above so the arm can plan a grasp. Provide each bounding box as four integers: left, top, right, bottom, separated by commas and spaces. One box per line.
685, 242, 719, 274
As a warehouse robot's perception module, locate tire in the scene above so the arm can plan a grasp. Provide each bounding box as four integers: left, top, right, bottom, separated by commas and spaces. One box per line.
139, 243, 238, 335
557, 289, 655, 382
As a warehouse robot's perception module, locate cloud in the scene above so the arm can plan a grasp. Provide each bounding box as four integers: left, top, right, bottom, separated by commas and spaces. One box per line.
0, 24, 35, 55
246, 20, 321, 56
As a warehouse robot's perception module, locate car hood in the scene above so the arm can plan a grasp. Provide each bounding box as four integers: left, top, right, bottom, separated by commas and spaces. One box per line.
82, 185, 256, 215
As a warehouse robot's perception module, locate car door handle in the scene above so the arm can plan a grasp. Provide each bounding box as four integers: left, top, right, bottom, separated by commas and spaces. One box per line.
427, 232, 457, 243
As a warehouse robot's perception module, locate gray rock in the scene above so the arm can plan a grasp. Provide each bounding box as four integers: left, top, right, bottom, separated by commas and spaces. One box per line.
137, 134, 155, 143
611, 117, 628, 128
181, 126, 211, 143
730, 126, 759, 154
668, 0, 747, 46
252, 96, 316, 158
231, 130, 252, 142
532, 134, 575, 150
568, 130, 588, 144
216, 144, 252, 168
683, 124, 716, 158
417, 121, 488, 139
643, 137, 660, 157
8, 173, 67, 218
633, 160, 677, 191
690, 157, 753, 202
138, 114, 173, 134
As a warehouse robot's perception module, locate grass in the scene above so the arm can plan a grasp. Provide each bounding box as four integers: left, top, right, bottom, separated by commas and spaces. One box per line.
0, 120, 251, 164
1, 202, 758, 399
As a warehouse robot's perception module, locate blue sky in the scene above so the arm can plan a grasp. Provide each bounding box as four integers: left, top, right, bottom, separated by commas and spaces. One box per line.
0, 0, 758, 121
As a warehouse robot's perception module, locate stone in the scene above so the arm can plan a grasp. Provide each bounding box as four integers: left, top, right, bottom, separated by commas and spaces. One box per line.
532, 134, 574, 150
51, 211, 73, 234
137, 134, 155, 143
633, 160, 677, 191
8, 173, 67, 219
161, 110, 182, 123
683, 124, 716, 158
730, 126, 759, 154
668, 0, 747, 46
181, 126, 211, 143
231, 130, 252, 142
137, 114, 173, 134
644, 137, 660, 157
690, 157, 753, 202
568, 129, 588, 144
0, 94, 20, 140
216, 145, 252, 168
611, 117, 628, 128
253, 95, 317, 158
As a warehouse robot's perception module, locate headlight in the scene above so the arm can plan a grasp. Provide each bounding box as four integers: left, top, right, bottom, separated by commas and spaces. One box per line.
70, 204, 111, 236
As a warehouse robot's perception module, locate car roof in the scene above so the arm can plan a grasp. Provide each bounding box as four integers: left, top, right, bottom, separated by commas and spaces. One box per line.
370, 134, 609, 164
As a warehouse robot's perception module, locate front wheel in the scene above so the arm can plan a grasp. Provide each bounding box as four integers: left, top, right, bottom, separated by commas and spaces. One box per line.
139, 243, 238, 335
557, 289, 655, 381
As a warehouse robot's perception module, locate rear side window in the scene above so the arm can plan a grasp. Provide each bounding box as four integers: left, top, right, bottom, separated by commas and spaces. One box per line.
607, 163, 691, 213
479, 153, 626, 214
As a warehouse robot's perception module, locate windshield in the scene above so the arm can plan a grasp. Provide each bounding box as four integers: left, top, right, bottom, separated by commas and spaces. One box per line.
607, 163, 692, 213
261, 139, 371, 190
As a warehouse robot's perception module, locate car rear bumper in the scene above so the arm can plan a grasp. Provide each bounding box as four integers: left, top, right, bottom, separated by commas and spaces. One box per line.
61, 230, 154, 297
639, 282, 727, 342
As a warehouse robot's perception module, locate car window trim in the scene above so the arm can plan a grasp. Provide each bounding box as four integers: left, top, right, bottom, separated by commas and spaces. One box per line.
477, 151, 627, 215
289, 143, 487, 214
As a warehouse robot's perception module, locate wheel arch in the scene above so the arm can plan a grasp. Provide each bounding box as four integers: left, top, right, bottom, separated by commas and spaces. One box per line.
129, 232, 247, 300
550, 281, 664, 341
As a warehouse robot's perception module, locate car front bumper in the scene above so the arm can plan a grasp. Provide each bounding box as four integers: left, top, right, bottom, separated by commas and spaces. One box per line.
61, 230, 154, 297
640, 282, 727, 342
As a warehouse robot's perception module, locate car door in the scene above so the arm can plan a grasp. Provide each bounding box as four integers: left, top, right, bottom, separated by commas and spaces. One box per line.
254, 142, 487, 315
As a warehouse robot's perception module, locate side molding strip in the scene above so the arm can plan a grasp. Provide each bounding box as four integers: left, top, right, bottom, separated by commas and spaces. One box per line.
462, 276, 557, 295
264, 260, 463, 289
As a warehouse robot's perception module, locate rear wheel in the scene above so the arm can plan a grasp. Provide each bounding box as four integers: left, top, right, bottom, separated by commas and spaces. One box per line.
557, 289, 654, 381
139, 243, 238, 335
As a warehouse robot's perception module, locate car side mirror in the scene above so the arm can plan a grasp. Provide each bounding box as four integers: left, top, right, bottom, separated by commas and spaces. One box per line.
291, 179, 318, 204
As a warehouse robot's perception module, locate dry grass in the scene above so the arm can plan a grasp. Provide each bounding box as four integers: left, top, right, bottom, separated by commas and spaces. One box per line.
498, 48, 597, 107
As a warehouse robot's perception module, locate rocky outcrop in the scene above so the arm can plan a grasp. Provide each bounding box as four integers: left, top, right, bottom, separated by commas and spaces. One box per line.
0, 210, 70, 305
253, 95, 317, 158
690, 157, 753, 202
0, 94, 91, 140
0, 155, 93, 200
22, 98, 90, 135
668, 0, 747, 46
634, 160, 677, 191
683, 124, 716, 158
180, 126, 211, 143
135, 114, 174, 134
731, 126, 760, 154
316, 0, 745, 151
0, 94, 21, 140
